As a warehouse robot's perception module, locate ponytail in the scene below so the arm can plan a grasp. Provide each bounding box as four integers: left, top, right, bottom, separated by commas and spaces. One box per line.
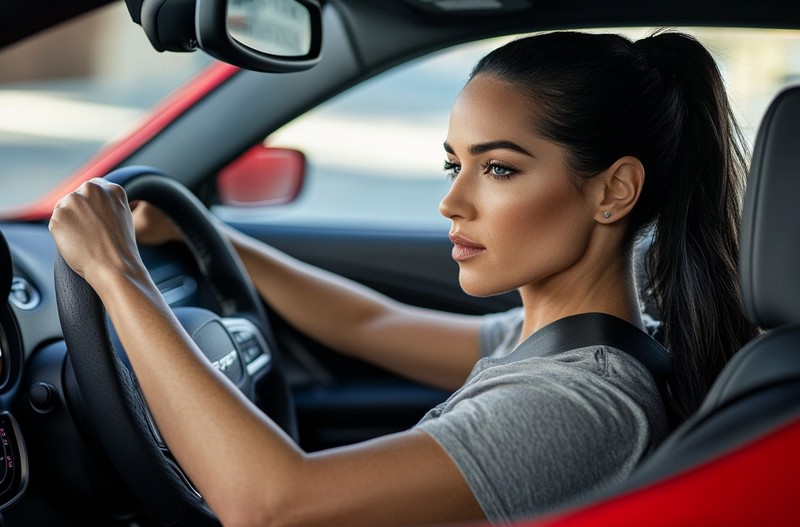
471, 31, 759, 420
634, 33, 759, 419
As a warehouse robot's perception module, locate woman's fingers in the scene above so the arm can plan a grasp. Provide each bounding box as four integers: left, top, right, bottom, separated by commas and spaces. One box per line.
49, 179, 143, 290
131, 200, 182, 245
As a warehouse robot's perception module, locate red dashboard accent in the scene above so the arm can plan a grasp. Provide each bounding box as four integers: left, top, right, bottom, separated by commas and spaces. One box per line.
3, 61, 239, 221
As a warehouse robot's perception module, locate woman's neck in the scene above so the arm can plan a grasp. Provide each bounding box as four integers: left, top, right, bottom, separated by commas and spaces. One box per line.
516, 250, 643, 345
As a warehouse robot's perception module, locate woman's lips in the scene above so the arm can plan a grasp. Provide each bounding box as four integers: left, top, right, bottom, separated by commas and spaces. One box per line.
449, 233, 486, 262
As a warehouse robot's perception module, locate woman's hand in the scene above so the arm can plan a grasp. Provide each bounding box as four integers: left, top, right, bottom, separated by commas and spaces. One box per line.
49, 178, 146, 293
131, 200, 183, 245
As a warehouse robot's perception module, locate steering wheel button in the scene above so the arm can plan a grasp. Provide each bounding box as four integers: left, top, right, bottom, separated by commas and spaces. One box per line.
243, 345, 258, 362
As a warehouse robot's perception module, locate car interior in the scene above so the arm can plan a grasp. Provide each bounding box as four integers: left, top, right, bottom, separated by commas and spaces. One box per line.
0, 0, 798, 525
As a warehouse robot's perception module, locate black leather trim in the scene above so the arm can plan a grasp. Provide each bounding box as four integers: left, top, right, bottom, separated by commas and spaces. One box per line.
700, 324, 800, 413
740, 86, 800, 329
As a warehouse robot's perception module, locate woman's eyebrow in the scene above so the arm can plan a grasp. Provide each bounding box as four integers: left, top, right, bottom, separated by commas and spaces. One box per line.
442, 140, 533, 157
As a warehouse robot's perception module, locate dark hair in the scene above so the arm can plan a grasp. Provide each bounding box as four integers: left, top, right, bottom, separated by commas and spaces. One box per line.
471, 31, 759, 420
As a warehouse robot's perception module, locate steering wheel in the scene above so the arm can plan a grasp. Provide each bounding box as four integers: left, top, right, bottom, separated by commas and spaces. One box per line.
54, 167, 296, 525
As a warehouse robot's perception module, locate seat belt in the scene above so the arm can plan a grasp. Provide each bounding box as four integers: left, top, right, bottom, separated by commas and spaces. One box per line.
509, 313, 671, 404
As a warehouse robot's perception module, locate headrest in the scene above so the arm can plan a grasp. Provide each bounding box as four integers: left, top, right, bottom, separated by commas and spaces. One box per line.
740, 86, 800, 329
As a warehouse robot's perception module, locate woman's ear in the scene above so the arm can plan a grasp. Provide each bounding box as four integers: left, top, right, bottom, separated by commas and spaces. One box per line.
593, 156, 644, 224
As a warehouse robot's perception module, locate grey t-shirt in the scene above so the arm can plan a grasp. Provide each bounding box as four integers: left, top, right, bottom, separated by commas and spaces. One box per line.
415, 308, 668, 523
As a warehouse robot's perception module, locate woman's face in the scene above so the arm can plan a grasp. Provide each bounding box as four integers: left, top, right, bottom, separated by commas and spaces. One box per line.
440, 74, 600, 297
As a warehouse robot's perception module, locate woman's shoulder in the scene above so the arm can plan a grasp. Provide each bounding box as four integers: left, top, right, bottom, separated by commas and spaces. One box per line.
463, 343, 667, 431
474, 343, 656, 392
417, 344, 669, 521
473, 312, 668, 420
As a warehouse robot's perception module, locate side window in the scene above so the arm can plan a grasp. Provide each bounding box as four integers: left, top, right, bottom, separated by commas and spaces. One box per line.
214, 28, 800, 230
215, 39, 507, 230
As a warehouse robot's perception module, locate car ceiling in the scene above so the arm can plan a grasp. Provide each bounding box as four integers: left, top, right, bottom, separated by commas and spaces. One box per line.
0, 0, 114, 48
345, 0, 800, 29
3, 0, 800, 52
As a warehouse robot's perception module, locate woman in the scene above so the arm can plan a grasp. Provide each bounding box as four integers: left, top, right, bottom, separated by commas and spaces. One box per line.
49, 31, 758, 526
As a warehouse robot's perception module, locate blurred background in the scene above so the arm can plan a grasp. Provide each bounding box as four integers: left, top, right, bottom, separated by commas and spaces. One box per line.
2, 3, 800, 228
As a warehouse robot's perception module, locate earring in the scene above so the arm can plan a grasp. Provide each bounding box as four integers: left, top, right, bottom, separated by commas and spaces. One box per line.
603, 211, 612, 219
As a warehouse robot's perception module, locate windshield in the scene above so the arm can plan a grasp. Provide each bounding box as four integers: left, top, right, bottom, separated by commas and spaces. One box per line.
0, 3, 211, 211
216, 27, 800, 229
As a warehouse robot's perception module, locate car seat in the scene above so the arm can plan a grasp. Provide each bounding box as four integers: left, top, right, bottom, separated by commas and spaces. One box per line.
518, 85, 800, 526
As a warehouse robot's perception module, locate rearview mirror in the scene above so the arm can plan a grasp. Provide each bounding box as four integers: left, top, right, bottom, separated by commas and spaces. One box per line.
126, 0, 322, 72
225, 0, 313, 57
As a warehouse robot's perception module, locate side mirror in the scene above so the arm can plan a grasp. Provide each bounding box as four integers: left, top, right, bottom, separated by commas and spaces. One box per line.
217, 146, 305, 207
126, 0, 322, 72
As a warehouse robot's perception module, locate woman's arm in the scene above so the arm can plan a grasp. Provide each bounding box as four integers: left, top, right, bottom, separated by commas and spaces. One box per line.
51, 180, 484, 527
135, 201, 482, 391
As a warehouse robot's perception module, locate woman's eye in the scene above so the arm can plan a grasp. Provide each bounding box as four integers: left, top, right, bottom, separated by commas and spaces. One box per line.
443, 161, 461, 179
490, 165, 513, 177
483, 162, 516, 179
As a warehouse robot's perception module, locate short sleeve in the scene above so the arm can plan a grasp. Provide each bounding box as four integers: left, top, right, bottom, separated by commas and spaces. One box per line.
478, 307, 524, 358
416, 351, 657, 523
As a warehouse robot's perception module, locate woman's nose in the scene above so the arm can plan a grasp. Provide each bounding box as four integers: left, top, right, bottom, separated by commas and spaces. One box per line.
439, 172, 474, 220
